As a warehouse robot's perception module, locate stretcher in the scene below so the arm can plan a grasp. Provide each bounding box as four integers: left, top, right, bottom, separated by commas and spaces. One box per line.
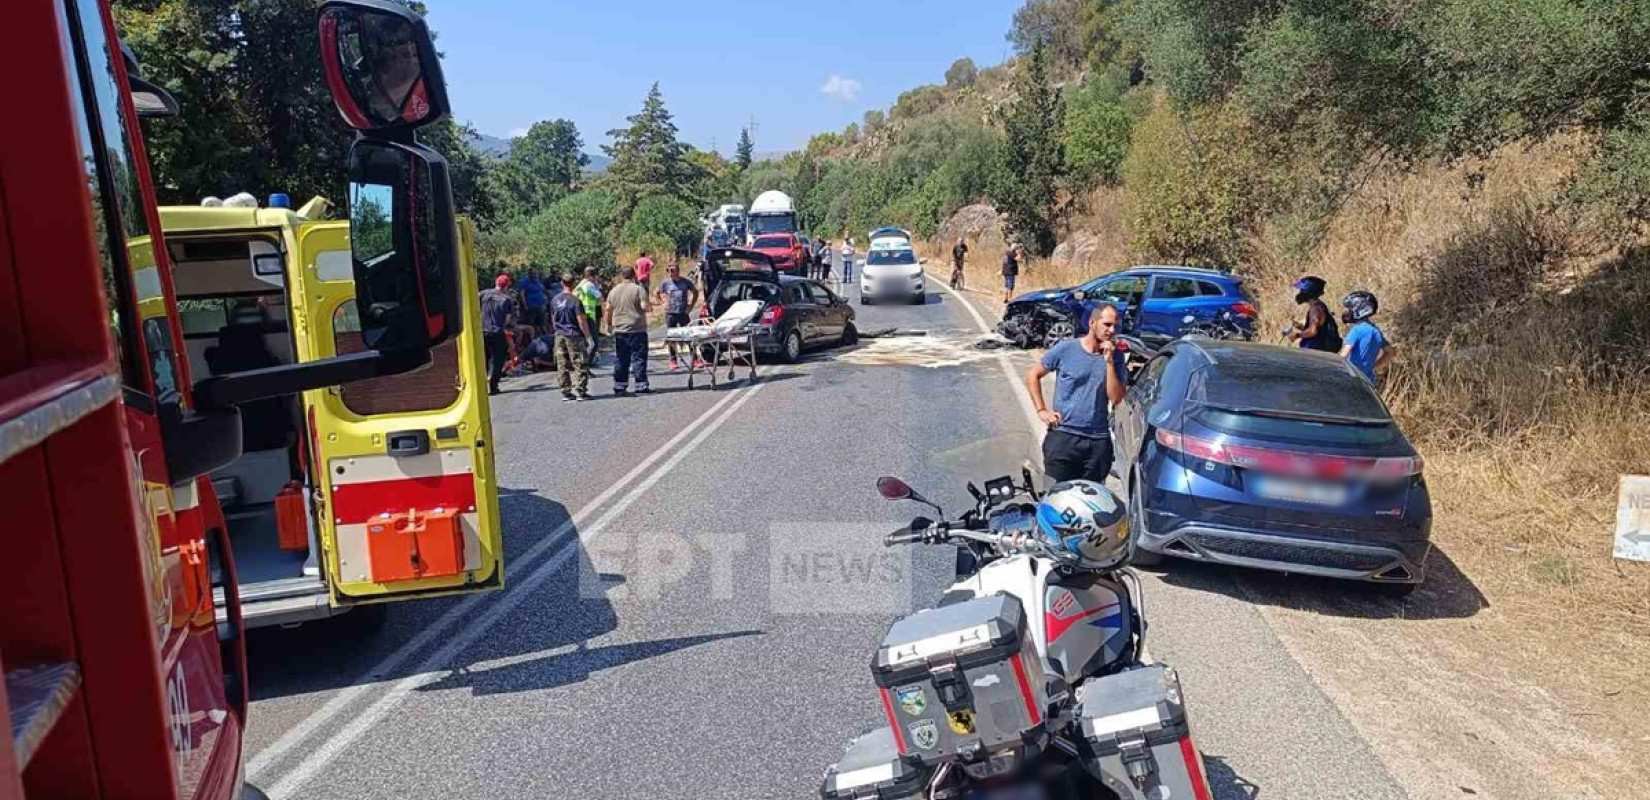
664, 299, 763, 388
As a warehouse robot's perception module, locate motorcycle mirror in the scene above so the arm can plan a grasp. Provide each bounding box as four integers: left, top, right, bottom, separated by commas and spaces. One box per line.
876, 476, 914, 501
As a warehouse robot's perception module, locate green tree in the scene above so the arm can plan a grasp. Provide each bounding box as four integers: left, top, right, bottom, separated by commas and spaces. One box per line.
623, 195, 702, 256
1063, 87, 1131, 185
1001, 42, 1066, 256
418, 118, 499, 225
527, 189, 619, 272
602, 83, 699, 217
735, 127, 755, 171
863, 109, 887, 134
1008, 0, 1089, 70
945, 57, 979, 89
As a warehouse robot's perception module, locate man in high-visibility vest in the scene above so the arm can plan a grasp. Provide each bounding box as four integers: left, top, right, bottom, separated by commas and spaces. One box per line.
574, 266, 604, 360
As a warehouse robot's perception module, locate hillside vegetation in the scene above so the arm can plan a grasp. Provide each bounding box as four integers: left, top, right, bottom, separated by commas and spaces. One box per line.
783, 1, 1650, 790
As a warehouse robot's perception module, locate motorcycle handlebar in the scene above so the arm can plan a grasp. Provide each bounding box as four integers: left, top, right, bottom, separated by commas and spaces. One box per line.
883, 528, 927, 547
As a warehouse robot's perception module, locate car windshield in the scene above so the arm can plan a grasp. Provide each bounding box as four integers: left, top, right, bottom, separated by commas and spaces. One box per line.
750, 215, 794, 234
752, 236, 791, 249
867, 249, 917, 266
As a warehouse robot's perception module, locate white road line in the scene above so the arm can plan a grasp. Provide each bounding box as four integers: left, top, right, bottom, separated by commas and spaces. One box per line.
932, 279, 1046, 442
262, 375, 773, 799
247, 372, 768, 782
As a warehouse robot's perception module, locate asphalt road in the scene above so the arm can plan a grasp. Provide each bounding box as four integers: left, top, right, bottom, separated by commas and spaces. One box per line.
240, 272, 1409, 800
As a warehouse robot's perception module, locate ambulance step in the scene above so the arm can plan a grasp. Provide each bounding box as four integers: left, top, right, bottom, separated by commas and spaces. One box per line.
6, 661, 82, 768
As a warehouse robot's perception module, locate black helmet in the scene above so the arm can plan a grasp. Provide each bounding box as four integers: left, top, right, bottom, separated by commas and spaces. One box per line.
1342, 291, 1379, 322
1293, 276, 1327, 304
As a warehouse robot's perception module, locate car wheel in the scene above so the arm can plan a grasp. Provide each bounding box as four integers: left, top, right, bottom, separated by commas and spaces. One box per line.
781, 329, 803, 363
860, 296, 872, 305
1127, 472, 1165, 566
909, 292, 925, 305
840, 321, 858, 347
1044, 319, 1076, 348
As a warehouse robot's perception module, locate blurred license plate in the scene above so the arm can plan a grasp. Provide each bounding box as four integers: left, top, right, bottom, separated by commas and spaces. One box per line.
1253, 477, 1348, 506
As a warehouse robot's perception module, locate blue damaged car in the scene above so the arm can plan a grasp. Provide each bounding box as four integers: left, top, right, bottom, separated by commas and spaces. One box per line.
997, 265, 1257, 349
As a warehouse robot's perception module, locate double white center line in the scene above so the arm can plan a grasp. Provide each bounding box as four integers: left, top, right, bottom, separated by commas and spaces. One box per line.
250, 370, 775, 798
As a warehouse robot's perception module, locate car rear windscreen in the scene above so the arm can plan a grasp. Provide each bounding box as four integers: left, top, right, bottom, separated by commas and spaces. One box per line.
867, 250, 916, 265
1187, 348, 1398, 445
753, 236, 791, 249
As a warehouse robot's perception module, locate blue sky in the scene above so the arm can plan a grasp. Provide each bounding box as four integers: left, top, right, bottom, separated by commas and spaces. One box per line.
427, 0, 1024, 156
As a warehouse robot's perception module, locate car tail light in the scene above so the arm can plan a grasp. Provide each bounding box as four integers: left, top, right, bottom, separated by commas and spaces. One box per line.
1231, 301, 1257, 317
1155, 429, 1423, 479
760, 305, 785, 324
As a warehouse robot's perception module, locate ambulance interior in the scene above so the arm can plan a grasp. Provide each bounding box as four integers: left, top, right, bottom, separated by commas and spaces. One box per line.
168, 234, 318, 591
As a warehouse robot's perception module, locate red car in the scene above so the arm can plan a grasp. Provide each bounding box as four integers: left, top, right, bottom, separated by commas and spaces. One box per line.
750, 233, 809, 275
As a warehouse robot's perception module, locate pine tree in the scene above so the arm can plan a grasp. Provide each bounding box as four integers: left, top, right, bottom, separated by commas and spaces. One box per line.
602, 83, 696, 217
1002, 42, 1066, 256
735, 127, 755, 171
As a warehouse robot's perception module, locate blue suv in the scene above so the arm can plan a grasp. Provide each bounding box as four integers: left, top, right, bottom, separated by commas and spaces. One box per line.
998, 265, 1257, 348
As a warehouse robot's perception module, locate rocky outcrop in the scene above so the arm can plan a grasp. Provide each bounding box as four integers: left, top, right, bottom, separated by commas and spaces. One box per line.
1051, 230, 1106, 271
937, 204, 1007, 248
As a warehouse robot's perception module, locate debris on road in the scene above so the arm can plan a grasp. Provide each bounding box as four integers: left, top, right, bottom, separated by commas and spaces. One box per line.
835, 331, 1014, 369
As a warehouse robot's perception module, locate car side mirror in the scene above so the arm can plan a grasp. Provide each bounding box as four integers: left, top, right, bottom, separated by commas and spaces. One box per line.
318, 0, 450, 131
919, 258, 928, 265
347, 138, 460, 351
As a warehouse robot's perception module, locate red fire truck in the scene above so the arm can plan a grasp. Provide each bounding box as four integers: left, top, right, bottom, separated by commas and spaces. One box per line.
1, 1, 464, 797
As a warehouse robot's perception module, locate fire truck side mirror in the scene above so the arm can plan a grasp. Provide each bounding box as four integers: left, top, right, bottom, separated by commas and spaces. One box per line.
317, 0, 449, 132
347, 138, 460, 351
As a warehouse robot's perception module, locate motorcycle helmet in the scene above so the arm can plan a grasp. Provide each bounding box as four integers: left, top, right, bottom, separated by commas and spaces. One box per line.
1293, 276, 1327, 304
1342, 290, 1379, 322
1034, 480, 1129, 570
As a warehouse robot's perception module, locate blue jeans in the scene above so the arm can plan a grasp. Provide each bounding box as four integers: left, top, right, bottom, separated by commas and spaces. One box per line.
613, 331, 649, 392
842, 257, 854, 282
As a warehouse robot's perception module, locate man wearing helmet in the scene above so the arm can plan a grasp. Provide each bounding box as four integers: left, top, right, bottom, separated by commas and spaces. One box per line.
1285, 275, 1341, 352
1339, 291, 1391, 383
1025, 304, 1129, 484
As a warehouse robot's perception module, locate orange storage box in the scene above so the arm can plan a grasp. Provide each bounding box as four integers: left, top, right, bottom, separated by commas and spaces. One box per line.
366, 508, 465, 582
274, 482, 309, 552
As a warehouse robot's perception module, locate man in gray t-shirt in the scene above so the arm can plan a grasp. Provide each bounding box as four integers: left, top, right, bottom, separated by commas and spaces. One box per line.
1024, 304, 1128, 483
604, 265, 652, 394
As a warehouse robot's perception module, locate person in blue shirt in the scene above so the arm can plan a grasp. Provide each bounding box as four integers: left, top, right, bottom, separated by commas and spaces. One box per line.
521, 268, 548, 329
1025, 304, 1129, 483
1339, 291, 1391, 383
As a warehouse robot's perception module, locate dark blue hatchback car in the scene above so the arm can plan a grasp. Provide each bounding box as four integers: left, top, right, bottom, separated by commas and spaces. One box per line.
1111, 340, 1432, 595
999, 265, 1257, 348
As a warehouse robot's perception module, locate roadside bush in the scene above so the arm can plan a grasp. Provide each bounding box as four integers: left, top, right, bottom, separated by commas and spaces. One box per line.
622, 194, 700, 256
527, 189, 618, 272
1064, 97, 1131, 185
1121, 101, 1271, 265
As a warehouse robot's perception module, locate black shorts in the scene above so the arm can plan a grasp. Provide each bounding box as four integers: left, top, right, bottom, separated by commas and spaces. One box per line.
666, 312, 691, 328
1041, 429, 1114, 485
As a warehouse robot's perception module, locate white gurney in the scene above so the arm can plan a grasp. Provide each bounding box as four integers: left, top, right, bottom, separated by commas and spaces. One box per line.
664, 299, 763, 387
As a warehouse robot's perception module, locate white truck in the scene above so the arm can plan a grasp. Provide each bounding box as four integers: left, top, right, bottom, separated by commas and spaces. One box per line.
747, 190, 798, 243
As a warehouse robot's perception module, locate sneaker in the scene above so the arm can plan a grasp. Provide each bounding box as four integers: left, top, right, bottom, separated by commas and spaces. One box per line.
613, 387, 629, 397
562, 393, 576, 402
692, 359, 706, 369
576, 392, 592, 401
634, 386, 652, 395
668, 359, 680, 371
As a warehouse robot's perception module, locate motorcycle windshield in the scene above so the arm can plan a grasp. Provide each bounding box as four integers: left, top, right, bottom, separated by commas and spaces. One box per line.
926, 431, 1045, 510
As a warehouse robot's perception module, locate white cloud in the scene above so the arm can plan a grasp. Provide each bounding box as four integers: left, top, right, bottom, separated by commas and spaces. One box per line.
819, 75, 862, 102
508, 127, 530, 138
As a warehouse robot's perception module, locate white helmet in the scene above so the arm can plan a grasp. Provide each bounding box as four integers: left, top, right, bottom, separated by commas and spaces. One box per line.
1034, 480, 1129, 570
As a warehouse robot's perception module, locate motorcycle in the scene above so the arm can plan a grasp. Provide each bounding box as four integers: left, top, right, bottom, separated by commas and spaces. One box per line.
819, 436, 1215, 800
1178, 309, 1252, 341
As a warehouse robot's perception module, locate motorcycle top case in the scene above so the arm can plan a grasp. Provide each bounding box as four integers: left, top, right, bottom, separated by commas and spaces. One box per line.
1078, 664, 1213, 800
819, 727, 930, 800
871, 594, 1051, 766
